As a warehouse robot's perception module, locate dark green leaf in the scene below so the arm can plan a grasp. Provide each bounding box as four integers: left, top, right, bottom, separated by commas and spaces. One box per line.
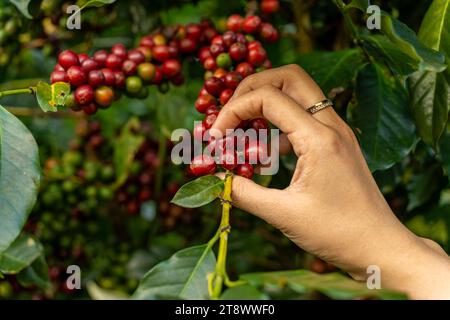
0, 105, 40, 254
351, 64, 416, 171
17, 254, 50, 290
407, 163, 443, 210
9, 0, 41, 19
35, 81, 71, 112
221, 285, 269, 300
345, 0, 370, 11
241, 270, 406, 300
297, 49, 363, 95
0, 234, 43, 274
408, 0, 450, 148
440, 127, 450, 176
171, 175, 224, 208
362, 35, 420, 76
132, 244, 216, 300
113, 117, 144, 187
380, 12, 446, 72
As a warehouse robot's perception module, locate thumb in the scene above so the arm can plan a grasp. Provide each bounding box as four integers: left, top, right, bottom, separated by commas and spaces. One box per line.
217, 173, 286, 225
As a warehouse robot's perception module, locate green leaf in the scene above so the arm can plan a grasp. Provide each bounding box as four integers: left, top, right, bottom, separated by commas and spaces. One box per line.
408, 0, 450, 148
17, 254, 50, 290
351, 64, 416, 171
171, 175, 224, 208
345, 0, 370, 11
362, 35, 421, 76
380, 12, 446, 73
132, 244, 216, 300
297, 49, 363, 95
35, 81, 71, 112
241, 270, 406, 300
407, 163, 443, 211
221, 285, 269, 300
9, 0, 41, 19
80, 0, 117, 10
0, 234, 43, 274
0, 105, 40, 254
113, 117, 144, 187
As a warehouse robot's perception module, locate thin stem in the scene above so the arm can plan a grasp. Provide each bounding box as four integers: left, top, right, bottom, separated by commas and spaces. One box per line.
210, 172, 233, 299
0, 87, 35, 99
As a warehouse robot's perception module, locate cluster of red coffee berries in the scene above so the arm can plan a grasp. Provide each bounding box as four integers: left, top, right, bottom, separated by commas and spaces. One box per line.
189, 14, 279, 179
50, 30, 188, 115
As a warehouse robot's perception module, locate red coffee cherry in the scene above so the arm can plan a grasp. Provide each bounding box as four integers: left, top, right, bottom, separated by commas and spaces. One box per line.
250, 118, 269, 131
203, 110, 219, 129
152, 45, 170, 62
214, 68, 228, 80
242, 15, 262, 34
137, 62, 156, 82
222, 31, 237, 47
217, 149, 238, 171
260, 0, 280, 15
54, 64, 65, 72
137, 46, 153, 61
195, 94, 216, 113
127, 49, 146, 65
248, 46, 267, 67
235, 163, 254, 179
219, 88, 234, 105
122, 59, 138, 76
140, 35, 155, 48
235, 62, 255, 78
247, 40, 262, 50
105, 54, 123, 70
227, 14, 244, 32
67, 66, 87, 86
262, 59, 272, 69
198, 86, 209, 97
151, 67, 163, 85
162, 59, 182, 78
82, 102, 98, 115
205, 105, 219, 115
50, 71, 68, 83
168, 42, 180, 58
87, 70, 105, 87
186, 23, 202, 40
210, 43, 225, 58
93, 50, 108, 67
179, 38, 197, 54
114, 70, 126, 88
224, 71, 242, 89
198, 47, 212, 63
211, 35, 225, 46
101, 68, 115, 86
81, 58, 98, 73
111, 43, 127, 59
203, 57, 217, 71
58, 50, 79, 70
260, 23, 279, 43
74, 85, 94, 105
236, 33, 247, 44
77, 53, 89, 63
229, 42, 247, 61
190, 155, 216, 176
204, 76, 225, 97
245, 140, 268, 163
94, 86, 114, 108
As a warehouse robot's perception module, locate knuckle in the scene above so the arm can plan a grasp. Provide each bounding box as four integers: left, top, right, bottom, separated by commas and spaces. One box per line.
321, 129, 342, 153
285, 63, 303, 74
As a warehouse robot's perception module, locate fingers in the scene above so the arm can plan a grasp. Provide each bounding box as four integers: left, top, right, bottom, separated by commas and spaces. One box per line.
212, 85, 322, 138
217, 173, 288, 225
231, 64, 338, 127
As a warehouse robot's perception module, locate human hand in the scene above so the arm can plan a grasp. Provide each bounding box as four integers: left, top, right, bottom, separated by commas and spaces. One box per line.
212, 64, 450, 299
